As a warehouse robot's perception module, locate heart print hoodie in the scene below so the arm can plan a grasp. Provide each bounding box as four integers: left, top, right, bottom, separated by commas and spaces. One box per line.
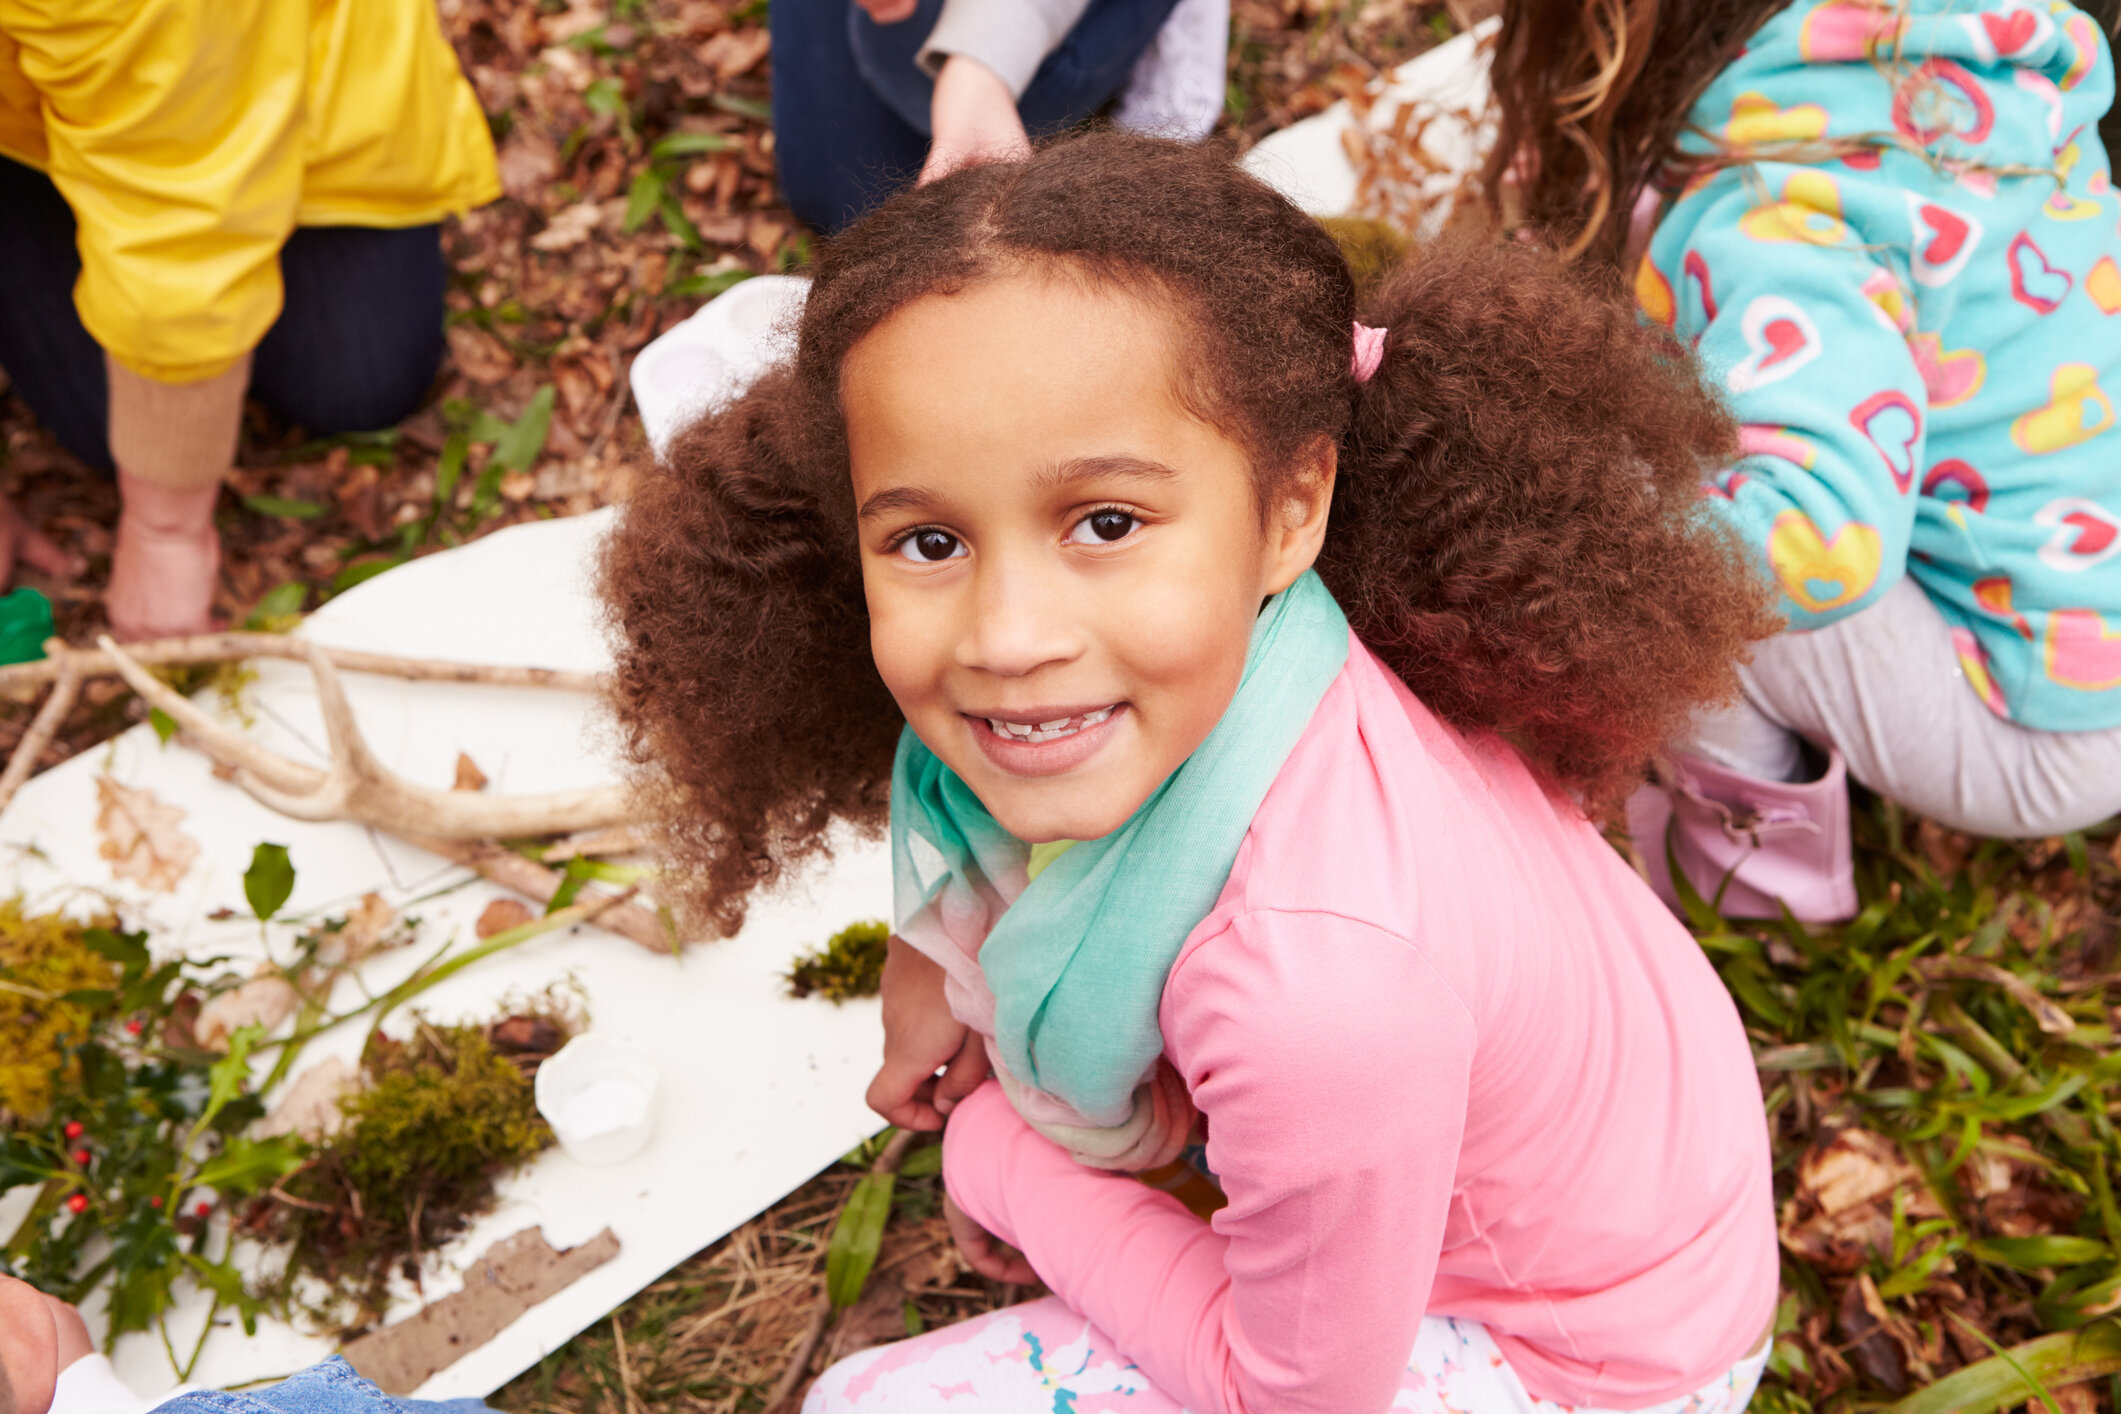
1637, 0, 2121, 728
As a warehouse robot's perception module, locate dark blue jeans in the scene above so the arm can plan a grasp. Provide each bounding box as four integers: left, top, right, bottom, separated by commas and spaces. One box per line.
0, 157, 447, 474
770, 0, 1183, 234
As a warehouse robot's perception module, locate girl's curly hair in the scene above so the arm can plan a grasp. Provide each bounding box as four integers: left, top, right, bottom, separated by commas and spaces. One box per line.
603, 132, 1777, 936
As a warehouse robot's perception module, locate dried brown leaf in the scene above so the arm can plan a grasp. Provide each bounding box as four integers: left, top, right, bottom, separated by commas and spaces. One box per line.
94, 775, 200, 892
698, 27, 771, 80
454, 753, 490, 792
478, 898, 536, 939
446, 326, 518, 385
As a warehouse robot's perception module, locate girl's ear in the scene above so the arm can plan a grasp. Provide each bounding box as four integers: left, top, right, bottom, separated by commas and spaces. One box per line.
1262, 438, 1337, 595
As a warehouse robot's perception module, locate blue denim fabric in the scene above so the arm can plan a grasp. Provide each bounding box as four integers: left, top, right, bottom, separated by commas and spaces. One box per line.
769, 0, 1182, 233
0, 158, 446, 474
148, 1357, 496, 1414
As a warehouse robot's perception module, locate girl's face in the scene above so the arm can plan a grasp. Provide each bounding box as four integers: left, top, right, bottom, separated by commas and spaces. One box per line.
844, 270, 1332, 843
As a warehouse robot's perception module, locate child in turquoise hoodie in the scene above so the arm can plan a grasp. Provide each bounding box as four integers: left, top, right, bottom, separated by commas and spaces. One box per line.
1483, 0, 2121, 919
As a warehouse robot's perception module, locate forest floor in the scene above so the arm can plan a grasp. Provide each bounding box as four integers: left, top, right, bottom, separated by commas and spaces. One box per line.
4, 0, 2121, 1410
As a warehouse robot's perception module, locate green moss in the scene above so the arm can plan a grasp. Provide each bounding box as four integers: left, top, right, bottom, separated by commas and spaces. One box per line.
0, 900, 120, 1123
264, 1017, 564, 1329
785, 920, 889, 1003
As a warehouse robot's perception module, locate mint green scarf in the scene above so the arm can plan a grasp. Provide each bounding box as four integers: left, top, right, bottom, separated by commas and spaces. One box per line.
890, 570, 1350, 1127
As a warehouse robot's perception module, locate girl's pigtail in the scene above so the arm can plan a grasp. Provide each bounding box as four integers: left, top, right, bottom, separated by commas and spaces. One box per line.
601, 370, 900, 937
1325, 237, 1778, 813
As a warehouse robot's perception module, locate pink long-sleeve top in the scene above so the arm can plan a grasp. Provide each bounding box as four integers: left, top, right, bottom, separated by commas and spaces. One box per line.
941, 635, 1778, 1414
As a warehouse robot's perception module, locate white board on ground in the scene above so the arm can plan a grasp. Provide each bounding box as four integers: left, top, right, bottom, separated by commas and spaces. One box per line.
1239, 20, 1498, 231
0, 509, 888, 1402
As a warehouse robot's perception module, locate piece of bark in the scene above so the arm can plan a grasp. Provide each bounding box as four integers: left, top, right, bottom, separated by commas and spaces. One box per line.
341, 1226, 621, 1394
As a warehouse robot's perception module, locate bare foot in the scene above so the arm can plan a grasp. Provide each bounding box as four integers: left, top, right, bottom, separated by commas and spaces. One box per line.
108, 475, 222, 640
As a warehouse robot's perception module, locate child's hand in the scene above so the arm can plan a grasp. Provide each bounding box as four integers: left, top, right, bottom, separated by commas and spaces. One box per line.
944, 1191, 1037, 1285
867, 935, 991, 1131
0, 1275, 93, 1414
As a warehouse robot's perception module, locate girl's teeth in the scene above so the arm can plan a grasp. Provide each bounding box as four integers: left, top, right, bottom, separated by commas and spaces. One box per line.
985, 706, 1117, 744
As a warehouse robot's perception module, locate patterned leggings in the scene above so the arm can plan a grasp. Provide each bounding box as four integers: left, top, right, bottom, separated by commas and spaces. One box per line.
803, 1296, 1768, 1414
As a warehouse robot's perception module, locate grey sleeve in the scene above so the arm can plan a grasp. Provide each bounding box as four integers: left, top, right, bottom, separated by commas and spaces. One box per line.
915, 0, 1097, 97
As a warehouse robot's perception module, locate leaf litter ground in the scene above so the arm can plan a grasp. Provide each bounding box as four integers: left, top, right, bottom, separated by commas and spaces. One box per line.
5, 0, 2119, 1408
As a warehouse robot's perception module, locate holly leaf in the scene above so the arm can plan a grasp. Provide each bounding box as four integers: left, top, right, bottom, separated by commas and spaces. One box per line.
200, 1025, 264, 1130
191, 1136, 302, 1196
244, 843, 294, 922
82, 926, 150, 972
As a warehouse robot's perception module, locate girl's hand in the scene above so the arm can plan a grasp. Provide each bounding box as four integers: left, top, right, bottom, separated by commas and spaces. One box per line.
921, 55, 1031, 185
108, 473, 221, 640
944, 1190, 1037, 1284
867, 935, 992, 1130
0, 493, 85, 591
855, 0, 920, 22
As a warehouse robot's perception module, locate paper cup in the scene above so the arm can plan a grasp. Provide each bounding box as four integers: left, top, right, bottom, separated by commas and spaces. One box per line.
535, 1034, 660, 1166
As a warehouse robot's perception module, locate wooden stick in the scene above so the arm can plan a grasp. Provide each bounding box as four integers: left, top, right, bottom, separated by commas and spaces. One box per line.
0, 633, 604, 697
542, 824, 657, 862
0, 644, 81, 815
397, 833, 673, 955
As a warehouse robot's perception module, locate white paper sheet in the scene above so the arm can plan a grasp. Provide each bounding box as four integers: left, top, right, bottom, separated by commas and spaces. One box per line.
1, 510, 888, 1401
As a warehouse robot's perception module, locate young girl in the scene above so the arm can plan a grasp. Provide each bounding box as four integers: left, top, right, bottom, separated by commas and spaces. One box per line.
1483, 0, 2121, 920
603, 134, 1780, 1413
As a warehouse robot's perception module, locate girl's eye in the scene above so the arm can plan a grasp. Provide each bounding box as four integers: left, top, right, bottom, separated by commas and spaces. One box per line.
895, 529, 966, 563
1067, 509, 1139, 546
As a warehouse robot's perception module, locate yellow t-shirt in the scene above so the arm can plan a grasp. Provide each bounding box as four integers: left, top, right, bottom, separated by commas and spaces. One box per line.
0, 0, 500, 382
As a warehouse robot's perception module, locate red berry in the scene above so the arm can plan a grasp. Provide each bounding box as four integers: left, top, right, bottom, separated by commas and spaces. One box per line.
150, 1195, 164, 1209
126, 1018, 144, 1035
66, 1193, 89, 1214
63, 1121, 83, 1140
71, 1149, 90, 1165
195, 1200, 212, 1216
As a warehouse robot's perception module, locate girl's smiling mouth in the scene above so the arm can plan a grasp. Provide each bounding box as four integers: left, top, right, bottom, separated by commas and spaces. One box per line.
965, 704, 1129, 777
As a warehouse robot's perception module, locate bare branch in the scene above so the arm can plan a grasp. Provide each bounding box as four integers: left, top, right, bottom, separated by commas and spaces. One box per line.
0, 633, 603, 698
0, 644, 81, 815
96, 636, 632, 841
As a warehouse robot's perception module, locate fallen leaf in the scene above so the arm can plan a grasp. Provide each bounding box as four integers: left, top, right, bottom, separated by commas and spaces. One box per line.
530, 202, 604, 253
255, 1056, 364, 1142
454, 753, 489, 791
698, 28, 771, 80
319, 891, 402, 968
446, 325, 517, 385
95, 776, 200, 891
1779, 1127, 1940, 1272
495, 132, 560, 203
478, 898, 535, 938
1836, 1273, 1909, 1394
195, 967, 300, 1050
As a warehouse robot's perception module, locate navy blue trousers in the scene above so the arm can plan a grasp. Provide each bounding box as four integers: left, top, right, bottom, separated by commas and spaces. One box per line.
770, 0, 1182, 234
0, 157, 447, 473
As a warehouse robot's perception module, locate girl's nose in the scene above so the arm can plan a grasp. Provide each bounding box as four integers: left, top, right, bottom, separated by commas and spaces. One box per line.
957, 554, 1082, 678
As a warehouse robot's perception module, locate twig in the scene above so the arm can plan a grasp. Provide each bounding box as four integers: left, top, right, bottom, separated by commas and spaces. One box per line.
399, 834, 672, 954
613, 1313, 645, 1414
0, 642, 80, 814
0, 632, 604, 696
542, 824, 657, 862
766, 1130, 919, 1411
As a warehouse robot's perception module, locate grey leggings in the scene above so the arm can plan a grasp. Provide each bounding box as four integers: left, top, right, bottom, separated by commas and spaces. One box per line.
1692, 578, 2121, 837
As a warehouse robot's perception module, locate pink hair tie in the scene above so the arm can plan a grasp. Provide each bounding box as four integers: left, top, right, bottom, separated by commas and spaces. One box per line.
1350, 322, 1388, 383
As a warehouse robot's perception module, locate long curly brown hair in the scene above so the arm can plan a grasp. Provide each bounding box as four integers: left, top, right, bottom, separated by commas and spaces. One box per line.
603, 133, 1777, 936
1481, 0, 1793, 264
